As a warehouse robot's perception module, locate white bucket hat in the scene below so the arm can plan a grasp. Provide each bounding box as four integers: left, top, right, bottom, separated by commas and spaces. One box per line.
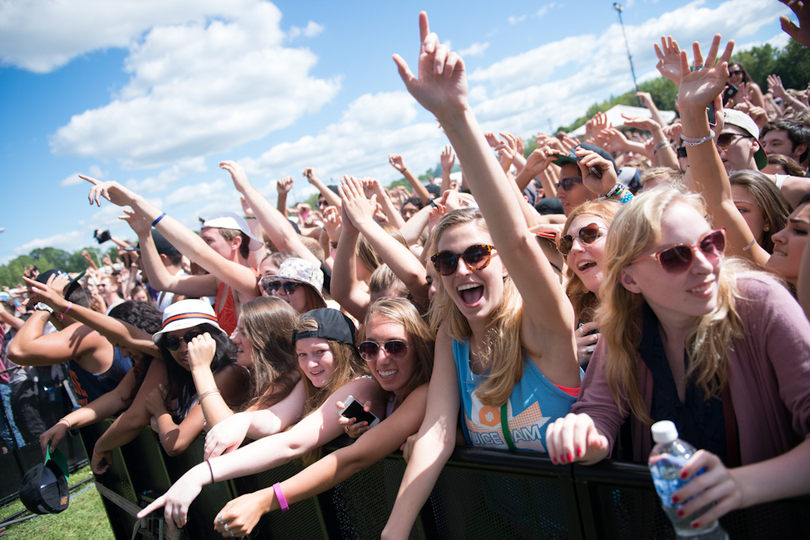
152, 299, 225, 345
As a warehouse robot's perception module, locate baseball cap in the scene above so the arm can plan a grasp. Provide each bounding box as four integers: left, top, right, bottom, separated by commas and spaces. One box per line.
723, 109, 768, 170
202, 212, 263, 251
292, 308, 356, 347
552, 142, 618, 172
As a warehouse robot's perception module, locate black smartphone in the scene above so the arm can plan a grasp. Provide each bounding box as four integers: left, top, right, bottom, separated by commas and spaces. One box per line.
723, 84, 738, 106
706, 102, 717, 127
94, 229, 111, 244
341, 396, 380, 427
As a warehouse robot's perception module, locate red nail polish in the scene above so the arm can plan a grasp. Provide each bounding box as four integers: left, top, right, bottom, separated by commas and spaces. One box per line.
692, 522, 700, 529
676, 509, 684, 517
681, 470, 688, 479
576, 448, 583, 457
672, 495, 679, 503
551, 456, 557, 464
567, 453, 573, 462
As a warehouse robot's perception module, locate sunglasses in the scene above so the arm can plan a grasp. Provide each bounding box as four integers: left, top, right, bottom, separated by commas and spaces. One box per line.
261, 278, 299, 295
358, 340, 411, 361
431, 244, 496, 276
631, 229, 726, 274
555, 178, 583, 191
557, 223, 605, 255
716, 133, 752, 148
165, 330, 204, 352
728, 70, 742, 76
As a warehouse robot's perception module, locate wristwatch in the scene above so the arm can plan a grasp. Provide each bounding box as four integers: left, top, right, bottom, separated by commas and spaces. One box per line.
34, 302, 54, 314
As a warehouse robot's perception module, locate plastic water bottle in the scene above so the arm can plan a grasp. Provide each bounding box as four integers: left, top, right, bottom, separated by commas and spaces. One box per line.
648, 421, 728, 539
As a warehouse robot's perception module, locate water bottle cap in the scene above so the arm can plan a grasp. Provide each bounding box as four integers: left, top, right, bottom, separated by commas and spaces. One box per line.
651, 420, 678, 443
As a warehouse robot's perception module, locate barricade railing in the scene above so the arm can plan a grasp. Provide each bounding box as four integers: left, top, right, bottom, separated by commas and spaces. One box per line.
78, 423, 810, 540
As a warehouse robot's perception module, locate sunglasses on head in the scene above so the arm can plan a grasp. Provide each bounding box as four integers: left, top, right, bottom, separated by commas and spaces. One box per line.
557, 223, 605, 255
260, 277, 299, 295
715, 132, 752, 148
165, 330, 204, 352
358, 340, 410, 361
631, 229, 726, 274
431, 244, 496, 276
555, 178, 583, 191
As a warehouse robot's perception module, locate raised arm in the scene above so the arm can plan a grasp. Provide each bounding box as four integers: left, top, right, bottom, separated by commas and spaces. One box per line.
220, 161, 320, 267
389, 154, 432, 204
676, 37, 770, 266
303, 168, 342, 209
275, 176, 294, 219
440, 145, 455, 194
329, 204, 371, 320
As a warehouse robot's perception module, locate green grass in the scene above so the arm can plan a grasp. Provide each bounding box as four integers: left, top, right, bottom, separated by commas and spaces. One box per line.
0, 464, 114, 539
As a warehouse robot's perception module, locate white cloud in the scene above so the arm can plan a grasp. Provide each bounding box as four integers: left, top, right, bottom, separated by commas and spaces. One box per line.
736, 31, 790, 53
508, 15, 526, 25
60, 164, 103, 187
165, 178, 230, 207
125, 157, 207, 193
536, 3, 557, 18
340, 92, 418, 128
288, 21, 324, 39
459, 42, 490, 57
48, 1, 341, 169
13, 230, 85, 255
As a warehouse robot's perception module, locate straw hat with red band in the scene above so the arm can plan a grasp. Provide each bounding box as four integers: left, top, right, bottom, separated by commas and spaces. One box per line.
152, 299, 226, 345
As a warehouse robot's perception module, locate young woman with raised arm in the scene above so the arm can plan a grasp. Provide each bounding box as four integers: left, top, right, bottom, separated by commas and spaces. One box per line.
381, 13, 582, 539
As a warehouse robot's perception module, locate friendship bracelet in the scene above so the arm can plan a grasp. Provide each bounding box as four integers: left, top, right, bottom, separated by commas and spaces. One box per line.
653, 140, 670, 154
58, 417, 72, 430
680, 133, 714, 146
273, 483, 290, 512
151, 212, 167, 227
742, 238, 757, 252
93, 449, 108, 459
62, 301, 73, 316
206, 459, 215, 483
198, 389, 221, 402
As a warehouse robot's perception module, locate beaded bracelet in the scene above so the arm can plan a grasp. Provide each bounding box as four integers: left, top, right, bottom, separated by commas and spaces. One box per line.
680, 134, 714, 147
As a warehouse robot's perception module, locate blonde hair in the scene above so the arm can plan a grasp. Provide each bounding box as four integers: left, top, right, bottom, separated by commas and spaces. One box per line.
358, 298, 435, 397
596, 186, 744, 425
294, 314, 368, 465
356, 223, 408, 276
368, 264, 409, 299
562, 200, 622, 323
427, 208, 525, 407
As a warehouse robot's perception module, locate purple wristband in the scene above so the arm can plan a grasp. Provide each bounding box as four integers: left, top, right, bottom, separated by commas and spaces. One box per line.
272, 482, 289, 512
151, 212, 166, 227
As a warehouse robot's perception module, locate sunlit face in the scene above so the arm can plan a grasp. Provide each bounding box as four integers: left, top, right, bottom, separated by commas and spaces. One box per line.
201, 227, 235, 259
766, 203, 810, 286
259, 257, 280, 279
296, 337, 335, 388
401, 202, 419, 222
270, 280, 308, 314
436, 222, 505, 324
762, 162, 786, 175
717, 125, 758, 173
730, 184, 768, 246
229, 316, 254, 368
132, 289, 149, 303
362, 315, 416, 400
163, 325, 206, 371
426, 261, 438, 303
620, 203, 721, 325
728, 64, 744, 84
556, 163, 594, 216
565, 215, 609, 295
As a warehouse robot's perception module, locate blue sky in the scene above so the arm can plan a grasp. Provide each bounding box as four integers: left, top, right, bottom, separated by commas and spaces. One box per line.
0, 0, 790, 264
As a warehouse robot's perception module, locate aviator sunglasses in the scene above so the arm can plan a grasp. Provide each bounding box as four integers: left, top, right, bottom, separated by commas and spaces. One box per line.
431, 244, 496, 276
557, 223, 605, 255
358, 340, 411, 361
555, 178, 583, 191
630, 229, 726, 274
715, 132, 752, 148
164, 330, 204, 352
260, 277, 299, 295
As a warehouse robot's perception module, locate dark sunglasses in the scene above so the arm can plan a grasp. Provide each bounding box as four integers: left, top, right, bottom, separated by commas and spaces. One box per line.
358, 340, 410, 361
716, 133, 752, 148
555, 178, 583, 191
165, 330, 204, 352
728, 70, 742, 76
557, 223, 605, 255
261, 278, 299, 295
431, 244, 496, 276
631, 229, 726, 274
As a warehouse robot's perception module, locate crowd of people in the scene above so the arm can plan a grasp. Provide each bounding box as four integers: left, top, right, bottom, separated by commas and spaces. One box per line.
2, 4, 810, 538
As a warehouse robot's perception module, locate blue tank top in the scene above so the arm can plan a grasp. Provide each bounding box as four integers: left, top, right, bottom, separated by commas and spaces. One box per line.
453, 339, 580, 452
69, 347, 132, 406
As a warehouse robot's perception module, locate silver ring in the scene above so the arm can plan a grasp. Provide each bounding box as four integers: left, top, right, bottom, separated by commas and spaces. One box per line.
224, 523, 229, 532
230, 532, 235, 538
344, 425, 350, 434
586, 345, 595, 354
579, 326, 586, 335
217, 515, 223, 524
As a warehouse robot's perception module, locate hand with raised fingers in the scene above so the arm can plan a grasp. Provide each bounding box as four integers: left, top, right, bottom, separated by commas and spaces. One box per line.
118, 209, 150, 236
524, 146, 559, 177
766, 74, 786, 100
636, 91, 655, 109
621, 113, 659, 133
276, 176, 294, 195
214, 492, 269, 537
496, 132, 518, 171
239, 196, 255, 220
662, 120, 683, 143
483, 132, 500, 148
594, 128, 628, 154
575, 147, 618, 196
740, 98, 768, 128
22, 275, 69, 313
515, 136, 525, 156
779, 0, 810, 48
590, 112, 611, 140
654, 36, 684, 86
668, 450, 744, 530
219, 160, 253, 194
440, 145, 455, 171
427, 203, 447, 237
82, 176, 139, 208
677, 35, 735, 113
393, 11, 468, 119
545, 413, 609, 466
187, 333, 216, 372
323, 206, 342, 243
303, 167, 318, 183
340, 176, 377, 229
204, 412, 251, 459
336, 400, 373, 439
389, 154, 407, 172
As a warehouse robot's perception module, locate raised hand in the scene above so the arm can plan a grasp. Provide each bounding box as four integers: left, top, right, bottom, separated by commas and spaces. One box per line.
388, 154, 407, 172
82, 175, 139, 208
440, 145, 455, 170
621, 113, 660, 133
187, 333, 216, 371
779, 0, 810, 48
767, 74, 787, 100
240, 196, 255, 219
120, 208, 151, 236
575, 147, 618, 196
276, 176, 294, 195
323, 206, 343, 243
483, 132, 500, 148
595, 127, 629, 154
393, 12, 467, 119
495, 132, 518, 171
340, 176, 377, 229
219, 160, 252, 194
303, 168, 318, 184
677, 35, 735, 110
654, 36, 684, 86
22, 275, 69, 313
636, 91, 655, 109
523, 147, 559, 177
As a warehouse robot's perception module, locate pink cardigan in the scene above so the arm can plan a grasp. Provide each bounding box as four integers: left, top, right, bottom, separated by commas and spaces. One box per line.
572, 274, 810, 465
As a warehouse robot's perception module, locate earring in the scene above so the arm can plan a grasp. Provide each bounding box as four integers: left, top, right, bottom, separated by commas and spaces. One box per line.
764, 225, 770, 232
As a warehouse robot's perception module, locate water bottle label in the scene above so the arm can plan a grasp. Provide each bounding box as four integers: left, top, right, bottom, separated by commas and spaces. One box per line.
652, 476, 686, 508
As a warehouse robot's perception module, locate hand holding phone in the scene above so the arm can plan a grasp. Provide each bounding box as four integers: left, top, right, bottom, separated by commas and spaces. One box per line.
338, 395, 380, 438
